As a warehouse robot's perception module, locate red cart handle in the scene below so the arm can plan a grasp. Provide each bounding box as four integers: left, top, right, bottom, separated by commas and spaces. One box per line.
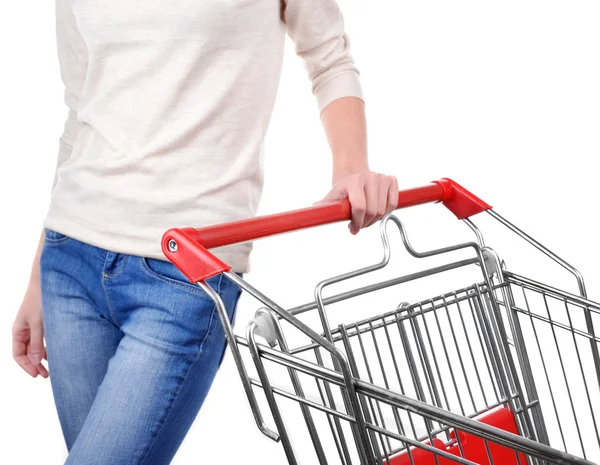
162, 178, 491, 282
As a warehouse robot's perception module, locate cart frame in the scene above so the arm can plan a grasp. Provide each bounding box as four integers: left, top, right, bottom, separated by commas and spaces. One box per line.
162, 179, 600, 465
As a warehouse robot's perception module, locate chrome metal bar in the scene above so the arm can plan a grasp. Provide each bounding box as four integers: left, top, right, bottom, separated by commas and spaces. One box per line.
481, 439, 494, 465
247, 377, 357, 424
383, 399, 515, 454
480, 284, 537, 441
365, 422, 479, 465
466, 295, 501, 403
381, 313, 420, 439
442, 294, 477, 413
309, 213, 539, 449
430, 296, 467, 415
487, 211, 587, 296
470, 286, 511, 408
488, 211, 600, 402
314, 372, 350, 465
396, 308, 436, 436
504, 272, 600, 312
215, 207, 600, 465
236, 338, 347, 388
290, 286, 488, 355
288, 258, 480, 317
463, 218, 485, 248
355, 379, 596, 465
367, 320, 395, 456
247, 332, 592, 463
224, 271, 374, 465
520, 286, 568, 451
351, 323, 387, 463
504, 300, 600, 343
270, 383, 356, 424
312, 347, 356, 464
539, 292, 586, 457
197, 281, 279, 442
255, 308, 328, 465
495, 281, 551, 447
415, 303, 451, 420
247, 322, 298, 464
456, 293, 489, 408
561, 298, 600, 448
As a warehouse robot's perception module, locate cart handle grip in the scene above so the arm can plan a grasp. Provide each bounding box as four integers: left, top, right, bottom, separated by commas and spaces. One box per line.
162, 178, 490, 282
174, 178, 491, 250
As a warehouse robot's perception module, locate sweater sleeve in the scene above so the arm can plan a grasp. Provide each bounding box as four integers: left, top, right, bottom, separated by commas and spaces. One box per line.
52, 0, 88, 192
283, 0, 364, 113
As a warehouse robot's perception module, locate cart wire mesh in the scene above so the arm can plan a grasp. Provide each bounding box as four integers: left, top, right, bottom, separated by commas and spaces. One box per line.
162, 180, 600, 465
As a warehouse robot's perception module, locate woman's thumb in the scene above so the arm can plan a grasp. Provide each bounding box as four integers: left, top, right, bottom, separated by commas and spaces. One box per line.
313, 185, 347, 206
27, 319, 45, 365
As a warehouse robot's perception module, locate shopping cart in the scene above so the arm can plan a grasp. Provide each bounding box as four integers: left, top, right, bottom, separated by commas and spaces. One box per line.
162, 178, 600, 465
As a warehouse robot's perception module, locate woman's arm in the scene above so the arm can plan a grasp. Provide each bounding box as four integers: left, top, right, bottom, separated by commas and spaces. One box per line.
12, 229, 49, 378
283, 0, 398, 233
11, 0, 87, 378
319, 96, 398, 234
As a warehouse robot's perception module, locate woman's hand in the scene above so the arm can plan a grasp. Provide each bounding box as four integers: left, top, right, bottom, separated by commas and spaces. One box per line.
318, 97, 398, 234
317, 170, 399, 235
12, 279, 48, 378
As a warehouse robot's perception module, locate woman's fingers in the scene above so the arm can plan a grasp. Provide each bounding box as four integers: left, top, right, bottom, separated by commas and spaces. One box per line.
27, 318, 48, 378
316, 171, 400, 234
362, 175, 380, 228
12, 328, 40, 378
386, 175, 399, 214
361, 173, 399, 228
12, 314, 48, 378
27, 318, 44, 366
363, 174, 389, 228
13, 278, 47, 378
346, 181, 366, 235
36, 362, 49, 378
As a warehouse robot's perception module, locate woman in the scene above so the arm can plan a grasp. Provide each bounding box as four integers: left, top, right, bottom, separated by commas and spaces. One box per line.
12, 0, 398, 463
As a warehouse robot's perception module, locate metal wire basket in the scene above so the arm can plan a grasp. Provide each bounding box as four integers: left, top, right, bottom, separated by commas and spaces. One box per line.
162, 178, 600, 465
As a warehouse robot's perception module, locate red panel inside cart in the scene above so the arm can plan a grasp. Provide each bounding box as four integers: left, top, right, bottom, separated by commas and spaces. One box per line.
385, 439, 454, 465
386, 407, 527, 465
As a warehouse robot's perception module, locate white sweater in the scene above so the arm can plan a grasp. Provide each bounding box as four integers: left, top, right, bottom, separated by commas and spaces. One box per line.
45, 0, 363, 272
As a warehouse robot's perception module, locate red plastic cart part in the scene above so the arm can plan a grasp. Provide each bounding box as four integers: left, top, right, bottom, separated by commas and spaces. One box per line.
161, 228, 232, 284
435, 179, 493, 221
162, 178, 491, 282
447, 406, 528, 465
386, 407, 527, 465
384, 439, 450, 465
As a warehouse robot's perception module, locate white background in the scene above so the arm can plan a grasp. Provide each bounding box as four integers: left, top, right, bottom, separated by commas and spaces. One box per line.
1, 1, 599, 463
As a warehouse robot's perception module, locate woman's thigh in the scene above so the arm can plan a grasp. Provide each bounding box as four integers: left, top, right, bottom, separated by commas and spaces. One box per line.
65, 254, 242, 465
40, 229, 124, 449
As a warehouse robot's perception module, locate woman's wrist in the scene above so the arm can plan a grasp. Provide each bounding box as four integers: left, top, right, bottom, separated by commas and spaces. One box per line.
321, 97, 369, 185
29, 269, 41, 287
332, 155, 369, 184
28, 229, 44, 287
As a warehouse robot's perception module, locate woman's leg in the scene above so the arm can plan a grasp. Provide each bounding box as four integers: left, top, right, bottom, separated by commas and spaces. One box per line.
64, 254, 242, 465
40, 230, 124, 449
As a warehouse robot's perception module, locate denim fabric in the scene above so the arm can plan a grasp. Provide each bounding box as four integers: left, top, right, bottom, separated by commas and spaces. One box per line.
40, 228, 242, 464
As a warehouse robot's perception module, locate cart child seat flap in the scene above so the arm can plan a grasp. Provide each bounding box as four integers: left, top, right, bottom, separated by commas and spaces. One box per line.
386, 406, 527, 465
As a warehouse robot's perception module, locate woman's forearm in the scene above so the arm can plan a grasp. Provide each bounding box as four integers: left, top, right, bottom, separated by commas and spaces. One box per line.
320, 96, 369, 182
29, 229, 45, 285
12, 227, 48, 378
318, 96, 398, 234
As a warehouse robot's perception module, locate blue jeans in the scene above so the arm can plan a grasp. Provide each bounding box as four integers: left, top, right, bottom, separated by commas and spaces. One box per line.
40, 228, 242, 464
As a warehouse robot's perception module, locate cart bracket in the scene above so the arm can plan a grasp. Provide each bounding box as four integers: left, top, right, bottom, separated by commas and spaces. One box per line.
434, 178, 492, 219
161, 227, 231, 283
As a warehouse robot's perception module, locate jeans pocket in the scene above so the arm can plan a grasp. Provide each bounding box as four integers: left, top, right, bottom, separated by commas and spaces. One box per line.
140, 256, 221, 294
44, 228, 71, 244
